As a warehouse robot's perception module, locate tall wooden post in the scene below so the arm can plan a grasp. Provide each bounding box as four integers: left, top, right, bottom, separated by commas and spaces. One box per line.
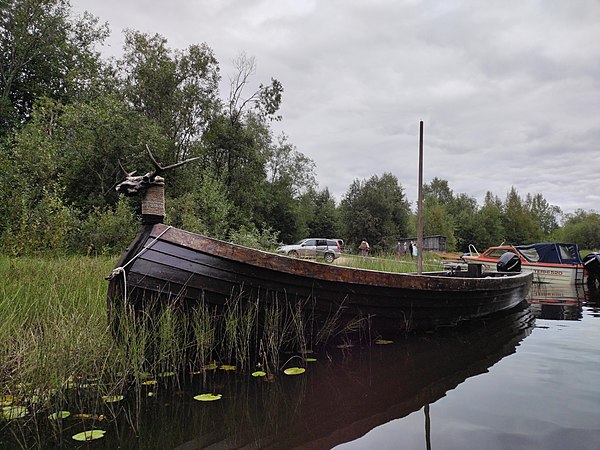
417, 121, 424, 275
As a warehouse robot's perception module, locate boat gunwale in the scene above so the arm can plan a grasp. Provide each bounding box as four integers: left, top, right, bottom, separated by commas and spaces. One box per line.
145, 224, 532, 291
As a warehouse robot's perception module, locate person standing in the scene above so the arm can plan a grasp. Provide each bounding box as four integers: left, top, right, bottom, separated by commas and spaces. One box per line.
408, 241, 414, 259
359, 239, 370, 257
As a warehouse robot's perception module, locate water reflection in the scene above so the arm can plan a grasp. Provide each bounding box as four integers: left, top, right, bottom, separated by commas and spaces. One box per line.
1, 304, 540, 449
527, 283, 600, 320
119, 306, 534, 450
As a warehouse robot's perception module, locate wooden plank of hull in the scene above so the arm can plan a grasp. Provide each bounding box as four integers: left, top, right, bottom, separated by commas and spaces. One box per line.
109, 224, 532, 332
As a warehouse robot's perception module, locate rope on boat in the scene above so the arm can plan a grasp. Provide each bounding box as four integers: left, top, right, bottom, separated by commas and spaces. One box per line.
110, 225, 172, 302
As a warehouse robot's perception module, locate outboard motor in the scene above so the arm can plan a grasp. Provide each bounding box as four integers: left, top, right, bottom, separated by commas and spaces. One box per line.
583, 252, 600, 287
497, 252, 521, 273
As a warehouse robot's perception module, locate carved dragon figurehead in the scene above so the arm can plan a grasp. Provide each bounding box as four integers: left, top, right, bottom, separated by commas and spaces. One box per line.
116, 145, 199, 196
116, 145, 199, 224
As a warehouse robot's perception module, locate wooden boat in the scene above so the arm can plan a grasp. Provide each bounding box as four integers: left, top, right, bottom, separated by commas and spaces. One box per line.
463, 243, 586, 284
107, 148, 532, 334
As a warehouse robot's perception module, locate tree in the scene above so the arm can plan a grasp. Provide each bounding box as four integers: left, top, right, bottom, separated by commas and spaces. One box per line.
502, 187, 542, 244
200, 54, 284, 223
559, 210, 600, 250
423, 177, 453, 205
340, 173, 410, 253
473, 203, 505, 250
0, 0, 109, 136
266, 133, 316, 197
527, 193, 561, 236
119, 30, 220, 164
423, 201, 457, 251
306, 188, 342, 239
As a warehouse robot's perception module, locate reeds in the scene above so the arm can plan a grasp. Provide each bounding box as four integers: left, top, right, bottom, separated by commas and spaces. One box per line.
336, 253, 444, 272
0, 255, 338, 437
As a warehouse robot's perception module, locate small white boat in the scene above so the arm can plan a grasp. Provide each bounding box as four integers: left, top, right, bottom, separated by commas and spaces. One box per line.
463, 243, 587, 284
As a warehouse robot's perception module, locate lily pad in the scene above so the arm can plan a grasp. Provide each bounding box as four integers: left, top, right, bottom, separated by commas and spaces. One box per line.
49, 411, 71, 420
193, 393, 222, 402
2, 405, 28, 419
0, 395, 14, 406
158, 371, 175, 377
305, 357, 317, 362
375, 339, 394, 345
251, 371, 266, 377
202, 363, 218, 370
283, 367, 306, 376
102, 395, 124, 403
72, 430, 106, 441
141, 380, 158, 386
220, 365, 236, 371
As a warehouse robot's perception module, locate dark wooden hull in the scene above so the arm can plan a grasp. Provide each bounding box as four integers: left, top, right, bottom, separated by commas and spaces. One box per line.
107, 223, 532, 333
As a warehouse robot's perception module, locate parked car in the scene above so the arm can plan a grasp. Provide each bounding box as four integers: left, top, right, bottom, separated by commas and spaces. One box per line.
276, 238, 342, 263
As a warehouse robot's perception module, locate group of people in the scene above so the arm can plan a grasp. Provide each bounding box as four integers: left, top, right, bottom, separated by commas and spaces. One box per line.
357, 239, 418, 258
396, 240, 417, 258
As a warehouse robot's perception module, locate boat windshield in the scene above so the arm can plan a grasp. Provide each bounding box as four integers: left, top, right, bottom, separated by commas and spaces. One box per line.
515, 243, 582, 265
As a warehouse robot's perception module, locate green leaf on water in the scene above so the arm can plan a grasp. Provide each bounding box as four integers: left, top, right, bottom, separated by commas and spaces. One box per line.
141, 380, 158, 386
284, 367, 306, 376
48, 411, 71, 420
158, 371, 175, 377
0, 395, 14, 406
202, 363, 218, 370
2, 406, 29, 419
194, 393, 222, 402
305, 357, 317, 362
252, 371, 266, 377
375, 339, 394, 345
102, 395, 124, 403
220, 365, 236, 371
72, 430, 106, 441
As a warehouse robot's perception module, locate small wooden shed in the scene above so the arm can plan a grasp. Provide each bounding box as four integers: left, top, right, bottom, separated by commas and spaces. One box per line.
397, 235, 447, 253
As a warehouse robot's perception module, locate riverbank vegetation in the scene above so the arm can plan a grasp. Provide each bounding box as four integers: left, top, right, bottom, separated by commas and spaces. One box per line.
1, 0, 599, 263
0, 255, 346, 449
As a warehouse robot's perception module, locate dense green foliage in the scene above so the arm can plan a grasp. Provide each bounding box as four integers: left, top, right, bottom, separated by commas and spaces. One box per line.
1, 0, 598, 257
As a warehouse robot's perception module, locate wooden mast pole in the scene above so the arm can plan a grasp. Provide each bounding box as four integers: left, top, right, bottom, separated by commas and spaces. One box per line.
417, 121, 424, 274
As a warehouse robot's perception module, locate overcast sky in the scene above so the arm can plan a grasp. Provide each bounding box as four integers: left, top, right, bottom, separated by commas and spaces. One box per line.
71, 0, 600, 215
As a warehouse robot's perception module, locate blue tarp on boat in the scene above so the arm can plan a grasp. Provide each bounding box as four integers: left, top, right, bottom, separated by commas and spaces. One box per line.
514, 243, 582, 265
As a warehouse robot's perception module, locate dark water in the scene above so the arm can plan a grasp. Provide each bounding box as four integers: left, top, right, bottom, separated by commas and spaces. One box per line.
4, 285, 600, 449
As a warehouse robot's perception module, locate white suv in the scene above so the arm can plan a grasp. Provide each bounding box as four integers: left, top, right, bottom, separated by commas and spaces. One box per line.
276, 238, 342, 263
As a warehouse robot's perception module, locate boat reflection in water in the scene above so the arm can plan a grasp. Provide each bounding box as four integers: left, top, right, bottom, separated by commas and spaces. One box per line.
527, 283, 586, 321
123, 305, 535, 450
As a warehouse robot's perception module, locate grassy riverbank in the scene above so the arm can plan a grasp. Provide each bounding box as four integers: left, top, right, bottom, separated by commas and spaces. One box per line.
1, 257, 118, 405
0, 255, 333, 418
335, 252, 445, 272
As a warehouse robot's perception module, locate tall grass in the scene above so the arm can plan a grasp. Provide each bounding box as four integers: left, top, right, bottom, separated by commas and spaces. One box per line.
0, 256, 333, 413
335, 253, 444, 272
